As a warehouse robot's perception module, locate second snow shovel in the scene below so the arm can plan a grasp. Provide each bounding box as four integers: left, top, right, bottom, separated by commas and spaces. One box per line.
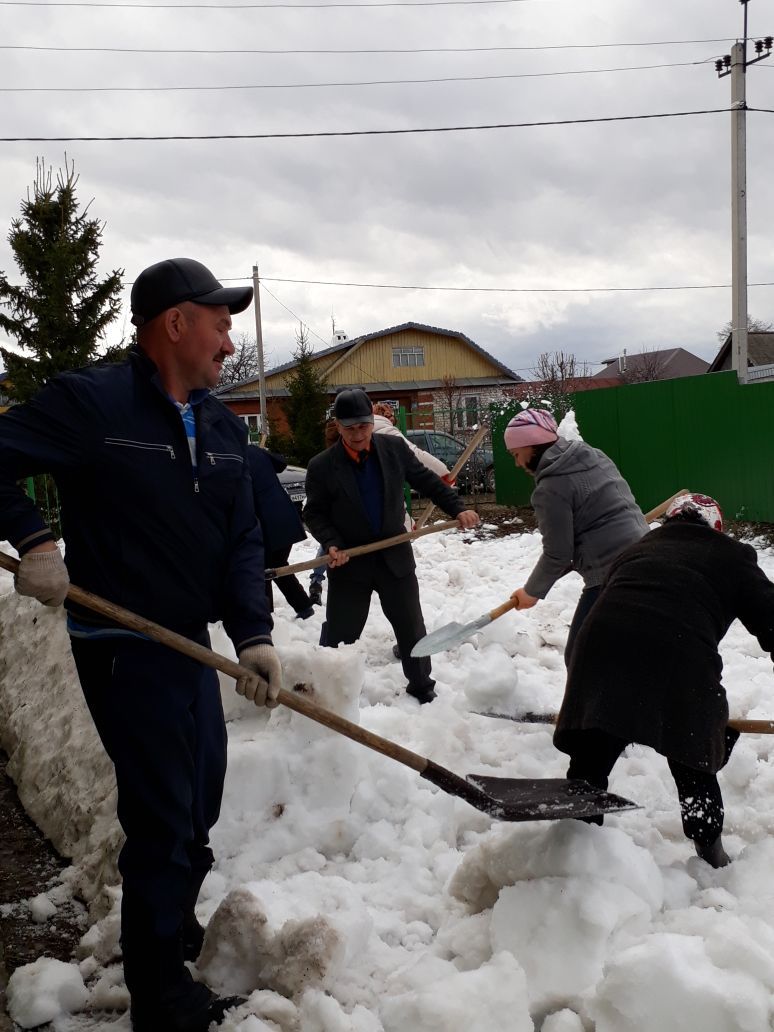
411, 597, 517, 658
412, 488, 692, 658
0, 551, 637, 823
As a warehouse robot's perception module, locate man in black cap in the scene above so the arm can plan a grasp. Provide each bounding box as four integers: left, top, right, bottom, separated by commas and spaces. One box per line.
303, 387, 480, 704
0, 258, 283, 1029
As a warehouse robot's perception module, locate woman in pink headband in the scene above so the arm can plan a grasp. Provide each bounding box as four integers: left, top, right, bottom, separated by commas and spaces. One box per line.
504, 408, 648, 663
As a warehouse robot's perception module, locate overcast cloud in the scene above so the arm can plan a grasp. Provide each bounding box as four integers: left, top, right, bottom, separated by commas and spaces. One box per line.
1, 0, 773, 376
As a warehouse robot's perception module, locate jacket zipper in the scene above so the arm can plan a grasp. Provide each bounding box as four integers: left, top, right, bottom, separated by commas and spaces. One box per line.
105, 438, 176, 459
204, 452, 243, 465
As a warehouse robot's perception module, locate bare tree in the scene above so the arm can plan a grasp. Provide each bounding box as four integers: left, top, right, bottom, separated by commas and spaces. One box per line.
715, 316, 774, 343
524, 351, 587, 419
618, 347, 667, 384
438, 373, 466, 432
218, 331, 272, 387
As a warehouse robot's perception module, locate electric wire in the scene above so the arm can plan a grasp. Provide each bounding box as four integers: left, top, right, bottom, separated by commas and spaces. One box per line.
0, 0, 554, 8
0, 36, 745, 55
254, 276, 774, 294
259, 282, 329, 347
0, 59, 711, 92
0, 106, 732, 142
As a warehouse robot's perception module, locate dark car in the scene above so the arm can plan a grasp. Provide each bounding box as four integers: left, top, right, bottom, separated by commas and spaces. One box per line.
278, 464, 307, 516
406, 430, 495, 493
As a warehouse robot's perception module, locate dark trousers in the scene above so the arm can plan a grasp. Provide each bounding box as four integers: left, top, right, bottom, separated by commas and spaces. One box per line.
565, 728, 727, 847
265, 546, 312, 615
70, 634, 227, 996
321, 559, 434, 692
564, 585, 603, 668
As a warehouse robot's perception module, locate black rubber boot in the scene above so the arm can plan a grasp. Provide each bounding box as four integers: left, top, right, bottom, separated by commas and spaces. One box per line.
309, 582, 323, 606
406, 684, 437, 705
130, 974, 246, 1032
392, 643, 401, 660
694, 835, 731, 868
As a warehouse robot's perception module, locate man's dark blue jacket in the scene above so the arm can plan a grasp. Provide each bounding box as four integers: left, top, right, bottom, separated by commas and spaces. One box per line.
0, 349, 272, 650
246, 445, 305, 556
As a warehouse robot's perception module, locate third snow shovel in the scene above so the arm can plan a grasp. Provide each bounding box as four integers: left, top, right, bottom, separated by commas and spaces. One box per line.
411, 488, 692, 658
0, 551, 637, 823
411, 597, 518, 658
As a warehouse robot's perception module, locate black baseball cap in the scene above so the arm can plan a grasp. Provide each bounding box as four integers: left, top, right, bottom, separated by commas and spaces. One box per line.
333, 388, 374, 426
130, 258, 254, 327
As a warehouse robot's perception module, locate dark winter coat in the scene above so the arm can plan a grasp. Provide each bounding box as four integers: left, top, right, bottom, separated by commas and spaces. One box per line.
554, 521, 774, 772
525, 438, 649, 598
246, 445, 306, 555
303, 433, 465, 583
0, 349, 272, 650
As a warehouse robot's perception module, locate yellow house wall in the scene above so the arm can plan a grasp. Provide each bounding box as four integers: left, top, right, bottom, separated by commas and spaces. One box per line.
263, 329, 500, 391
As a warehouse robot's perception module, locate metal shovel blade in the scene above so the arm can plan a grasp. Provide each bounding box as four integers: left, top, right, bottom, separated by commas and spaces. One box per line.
411, 613, 491, 657
467, 775, 640, 822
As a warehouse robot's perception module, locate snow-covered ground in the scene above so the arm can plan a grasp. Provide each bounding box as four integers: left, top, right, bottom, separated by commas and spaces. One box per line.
4, 514, 774, 1032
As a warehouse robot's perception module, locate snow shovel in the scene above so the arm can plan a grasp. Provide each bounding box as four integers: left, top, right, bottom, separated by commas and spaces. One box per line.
472, 710, 774, 736
0, 550, 637, 823
411, 488, 692, 658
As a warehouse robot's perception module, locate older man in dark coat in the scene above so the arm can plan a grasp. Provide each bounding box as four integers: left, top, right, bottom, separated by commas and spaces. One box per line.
555, 493, 774, 868
303, 388, 480, 704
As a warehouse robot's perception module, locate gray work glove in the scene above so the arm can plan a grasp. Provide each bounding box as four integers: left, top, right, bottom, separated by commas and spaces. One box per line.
236, 644, 283, 709
15, 549, 70, 607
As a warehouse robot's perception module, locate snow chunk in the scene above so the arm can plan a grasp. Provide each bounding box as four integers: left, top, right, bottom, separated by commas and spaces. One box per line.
380, 952, 532, 1032
591, 933, 771, 1032
7, 958, 89, 1028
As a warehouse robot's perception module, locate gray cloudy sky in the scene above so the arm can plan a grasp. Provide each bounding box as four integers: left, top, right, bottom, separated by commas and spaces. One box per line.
1, 0, 773, 376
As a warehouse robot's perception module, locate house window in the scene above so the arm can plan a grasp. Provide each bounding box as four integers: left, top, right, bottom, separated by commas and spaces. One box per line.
240, 414, 263, 433
392, 346, 425, 368
463, 395, 480, 429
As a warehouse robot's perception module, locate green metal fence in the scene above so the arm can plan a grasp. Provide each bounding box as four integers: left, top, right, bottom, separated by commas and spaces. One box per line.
493, 371, 774, 523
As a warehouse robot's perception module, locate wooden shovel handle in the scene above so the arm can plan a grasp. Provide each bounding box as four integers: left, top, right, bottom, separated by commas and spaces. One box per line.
414, 423, 489, 530
488, 598, 519, 621
267, 519, 461, 578
0, 551, 433, 774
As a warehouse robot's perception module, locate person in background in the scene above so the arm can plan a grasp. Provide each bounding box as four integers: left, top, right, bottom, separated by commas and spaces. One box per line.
308, 417, 341, 607
0, 258, 283, 1031
504, 408, 648, 664
303, 388, 480, 705
554, 493, 774, 868
247, 444, 315, 620
371, 401, 455, 659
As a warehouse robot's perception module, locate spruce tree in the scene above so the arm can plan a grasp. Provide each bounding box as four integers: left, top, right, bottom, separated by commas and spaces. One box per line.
284, 324, 329, 465
0, 157, 123, 402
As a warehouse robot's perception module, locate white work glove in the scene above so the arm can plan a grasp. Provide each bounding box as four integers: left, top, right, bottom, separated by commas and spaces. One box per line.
236, 644, 283, 708
15, 549, 70, 607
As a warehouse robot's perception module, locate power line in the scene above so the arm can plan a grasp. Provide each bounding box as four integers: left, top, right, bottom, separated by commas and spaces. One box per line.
259, 276, 774, 293
0, 106, 732, 142
0, 36, 744, 55
0, 0, 539, 8
0, 60, 709, 93
259, 282, 329, 347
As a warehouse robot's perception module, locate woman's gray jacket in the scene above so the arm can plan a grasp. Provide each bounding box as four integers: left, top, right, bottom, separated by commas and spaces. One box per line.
524, 438, 648, 598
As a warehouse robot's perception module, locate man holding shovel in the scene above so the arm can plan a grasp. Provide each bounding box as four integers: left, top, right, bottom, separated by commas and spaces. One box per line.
0, 258, 282, 1031
303, 388, 480, 704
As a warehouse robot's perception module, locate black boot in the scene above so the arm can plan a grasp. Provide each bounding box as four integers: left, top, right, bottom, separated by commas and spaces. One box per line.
126, 932, 245, 1032
694, 835, 731, 868
406, 683, 436, 705
130, 974, 246, 1032
309, 582, 323, 606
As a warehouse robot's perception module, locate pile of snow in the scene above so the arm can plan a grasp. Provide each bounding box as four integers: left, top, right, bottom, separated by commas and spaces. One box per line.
3, 521, 774, 1031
